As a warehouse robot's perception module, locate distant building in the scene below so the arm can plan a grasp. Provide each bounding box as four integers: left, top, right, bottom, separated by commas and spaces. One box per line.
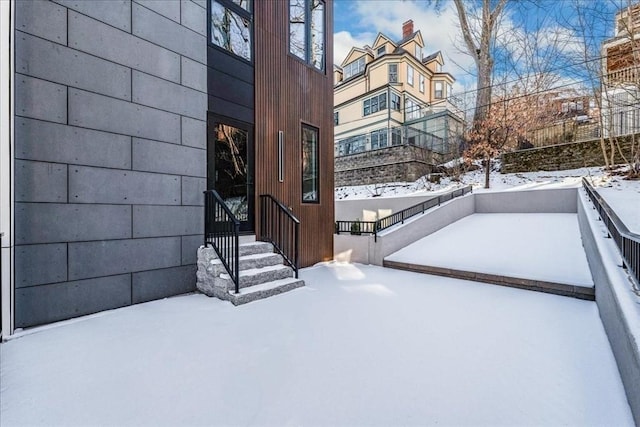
333, 20, 464, 186
601, 2, 640, 137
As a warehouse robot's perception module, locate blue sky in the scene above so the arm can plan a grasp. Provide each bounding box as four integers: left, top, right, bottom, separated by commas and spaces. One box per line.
332, 0, 620, 94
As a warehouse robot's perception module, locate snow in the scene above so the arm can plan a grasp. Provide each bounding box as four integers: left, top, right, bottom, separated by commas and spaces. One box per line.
595, 178, 640, 234
385, 213, 594, 287
1, 263, 632, 426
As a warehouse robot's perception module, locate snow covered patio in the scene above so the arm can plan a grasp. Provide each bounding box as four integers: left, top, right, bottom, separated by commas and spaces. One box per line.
385, 213, 595, 299
0, 263, 633, 426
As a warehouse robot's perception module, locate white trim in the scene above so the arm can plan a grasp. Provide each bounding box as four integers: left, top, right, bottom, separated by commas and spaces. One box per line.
0, 0, 15, 339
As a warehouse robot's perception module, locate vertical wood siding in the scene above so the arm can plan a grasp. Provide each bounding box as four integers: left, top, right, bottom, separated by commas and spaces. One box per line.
254, 1, 334, 267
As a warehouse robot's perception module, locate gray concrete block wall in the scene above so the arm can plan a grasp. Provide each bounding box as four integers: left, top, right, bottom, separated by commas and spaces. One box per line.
14, 0, 208, 328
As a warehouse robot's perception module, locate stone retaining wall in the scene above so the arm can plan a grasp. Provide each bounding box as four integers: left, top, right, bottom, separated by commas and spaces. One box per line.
501, 135, 636, 173
335, 145, 438, 187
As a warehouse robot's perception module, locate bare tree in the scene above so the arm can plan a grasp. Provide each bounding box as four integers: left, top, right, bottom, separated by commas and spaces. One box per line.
452, 0, 509, 126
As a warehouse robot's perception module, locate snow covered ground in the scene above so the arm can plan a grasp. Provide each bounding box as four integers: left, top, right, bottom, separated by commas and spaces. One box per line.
0, 263, 632, 426
386, 213, 594, 287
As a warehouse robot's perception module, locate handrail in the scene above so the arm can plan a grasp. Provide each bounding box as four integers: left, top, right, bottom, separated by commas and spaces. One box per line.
582, 177, 640, 288
335, 185, 473, 242
204, 190, 240, 293
259, 194, 300, 278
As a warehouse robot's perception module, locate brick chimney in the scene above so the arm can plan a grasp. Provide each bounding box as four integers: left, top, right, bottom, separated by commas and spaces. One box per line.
402, 20, 414, 39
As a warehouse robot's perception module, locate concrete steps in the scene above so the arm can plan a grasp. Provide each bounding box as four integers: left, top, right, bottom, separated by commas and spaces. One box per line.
196, 241, 304, 305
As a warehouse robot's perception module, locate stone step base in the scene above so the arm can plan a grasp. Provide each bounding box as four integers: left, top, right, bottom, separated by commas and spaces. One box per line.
223, 277, 305, 305
196, 242, 304, 305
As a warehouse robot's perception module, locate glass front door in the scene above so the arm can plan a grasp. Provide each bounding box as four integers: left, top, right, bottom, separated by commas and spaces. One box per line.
207, 116, 254, 232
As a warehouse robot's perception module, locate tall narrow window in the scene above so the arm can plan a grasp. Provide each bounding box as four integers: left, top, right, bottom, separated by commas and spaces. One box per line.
301, 125, 319, 203
334, 111, 339, 125
389, 63, 398, 83
391, 93, 401, 111
434, 81, 443, 98
407, 65, 414, 86
419, 74, 425, 93
289, 0, 325, 71
211, 0, 252, 61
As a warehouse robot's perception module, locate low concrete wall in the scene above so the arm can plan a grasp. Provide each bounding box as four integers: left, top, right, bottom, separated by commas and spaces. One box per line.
475, 188, 577, 213
334, 194, 475, 266
336, 194, 438, 222
578, 191, 640, 425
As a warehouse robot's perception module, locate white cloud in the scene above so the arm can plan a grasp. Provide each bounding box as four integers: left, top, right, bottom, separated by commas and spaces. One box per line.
334, 30, 375, 67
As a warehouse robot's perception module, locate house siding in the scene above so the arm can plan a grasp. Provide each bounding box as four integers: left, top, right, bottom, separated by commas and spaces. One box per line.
14, 0, 207, 328
254, 0, 335, 267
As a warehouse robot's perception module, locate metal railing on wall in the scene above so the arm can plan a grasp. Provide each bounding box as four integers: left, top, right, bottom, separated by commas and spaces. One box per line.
204, 190, 240, 293
335, 185, 473, 242
582, 177, 640, 288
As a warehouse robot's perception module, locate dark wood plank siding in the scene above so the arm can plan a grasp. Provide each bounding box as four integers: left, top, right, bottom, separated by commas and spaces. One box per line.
254, 1, 334, 267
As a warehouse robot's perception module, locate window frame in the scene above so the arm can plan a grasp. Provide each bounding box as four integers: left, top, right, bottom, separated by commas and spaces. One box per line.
419, 74, 425, 93
388, 63, 398, 83
301, 123, 320, 204
363, 93, 387, 117
377, 46, 386, 57
391, 92, 401, 111
434, 81, 444, 99
289, 0, 326, 72
407, 65, 414, 86
209, 0, 254, 63
334, 111, 339, 125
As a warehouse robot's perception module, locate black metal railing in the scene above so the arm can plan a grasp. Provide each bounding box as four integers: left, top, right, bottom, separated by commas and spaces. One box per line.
335, 185, 473, 241
582, 177, 640, 288
259, 194, 300, 278
204, 190, 240, 293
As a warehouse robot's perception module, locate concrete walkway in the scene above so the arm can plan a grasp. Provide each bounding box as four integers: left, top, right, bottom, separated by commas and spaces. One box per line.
385, 213, 595, 299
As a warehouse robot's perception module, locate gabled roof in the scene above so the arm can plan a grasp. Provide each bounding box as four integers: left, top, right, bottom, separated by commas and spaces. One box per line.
340, 47, 370, 67
398, 30, 424, 47
372, 33, 397, 50
423, 51, 444, 65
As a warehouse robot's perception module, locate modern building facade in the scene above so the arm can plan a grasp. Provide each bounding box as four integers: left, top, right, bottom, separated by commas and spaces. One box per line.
333, 20, 463, 186
0, 0, 334, 335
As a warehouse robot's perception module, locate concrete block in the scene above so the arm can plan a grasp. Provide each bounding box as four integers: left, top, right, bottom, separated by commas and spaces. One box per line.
15, 0, 67, 44
70, 166, 181, 205
182, 176, 206, 206
15, 244, 67, 288
132, 71, 206, 120
134, 0, 180, 22
68, 237, 181, 280
132, 138, 206, 177
180, 0, 206, 35
182, 235, 203, 265
15, 160, 67, 203
69, 89, 181, 144
181, 56, 207, 93
132, 265, 196, 303
53, 0, 131, 32
181, 117, 206, 149
68, 11, 180, 83
15, 203, 131, 245
475, 188, 578, 213
17, 32, 131, 101
132, 2, 206, 63
15, 118, 132, 169
133, 206, 203, 238
15, 74, 67, 124
15, 275, 131, 328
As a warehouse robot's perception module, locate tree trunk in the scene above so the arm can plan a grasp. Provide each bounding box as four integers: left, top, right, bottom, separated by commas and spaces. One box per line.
484, 155, 491, 188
